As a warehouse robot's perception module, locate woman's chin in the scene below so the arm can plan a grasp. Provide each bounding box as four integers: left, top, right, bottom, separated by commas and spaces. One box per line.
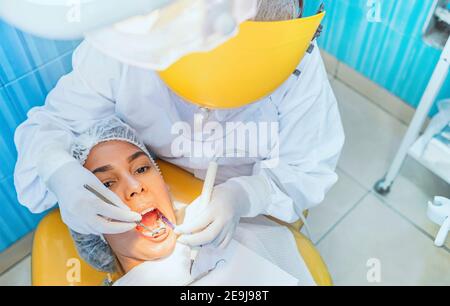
139, 230, 177, 261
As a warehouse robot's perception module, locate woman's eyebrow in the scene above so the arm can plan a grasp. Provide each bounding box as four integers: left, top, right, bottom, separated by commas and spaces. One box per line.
93, 165, 114, 174
127, 151, 147, 163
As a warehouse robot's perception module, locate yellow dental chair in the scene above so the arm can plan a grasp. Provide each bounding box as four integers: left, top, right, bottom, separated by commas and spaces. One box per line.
32, 160, 332, 286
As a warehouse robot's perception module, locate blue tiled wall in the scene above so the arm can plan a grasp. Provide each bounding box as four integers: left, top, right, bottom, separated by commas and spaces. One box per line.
0, 19, 80, 252
1, 1, 449, 251
315, 0, 450, 114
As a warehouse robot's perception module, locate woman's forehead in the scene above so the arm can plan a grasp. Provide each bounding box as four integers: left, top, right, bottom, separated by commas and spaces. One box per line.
85, 140, 145, 169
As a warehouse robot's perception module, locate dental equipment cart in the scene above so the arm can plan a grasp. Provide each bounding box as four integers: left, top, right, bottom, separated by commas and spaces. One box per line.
375, 2, 450, 195
375, 1, 450, 247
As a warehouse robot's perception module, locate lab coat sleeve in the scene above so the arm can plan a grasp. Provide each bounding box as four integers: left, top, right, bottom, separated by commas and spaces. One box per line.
13, 41, 123, 213
231, 48, 345, 223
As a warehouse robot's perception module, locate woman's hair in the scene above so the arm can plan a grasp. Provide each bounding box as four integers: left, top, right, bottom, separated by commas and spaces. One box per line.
70, 230, 117, 273
253, 0, 303, 21
71, 116, 156, 167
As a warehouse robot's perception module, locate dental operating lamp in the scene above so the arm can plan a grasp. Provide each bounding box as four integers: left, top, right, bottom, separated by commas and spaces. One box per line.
0, 0, 175, 40
0, 0, 258, 69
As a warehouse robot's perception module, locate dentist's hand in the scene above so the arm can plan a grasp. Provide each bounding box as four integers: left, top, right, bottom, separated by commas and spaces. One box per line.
47, 161, 142, 235
175, 181, 250, 248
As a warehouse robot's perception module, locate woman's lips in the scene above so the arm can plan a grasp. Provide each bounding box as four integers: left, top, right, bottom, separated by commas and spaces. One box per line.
142, 228, 170, 242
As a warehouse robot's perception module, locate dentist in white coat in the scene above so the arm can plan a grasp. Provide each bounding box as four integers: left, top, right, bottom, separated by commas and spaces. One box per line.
13, 0, 344, 248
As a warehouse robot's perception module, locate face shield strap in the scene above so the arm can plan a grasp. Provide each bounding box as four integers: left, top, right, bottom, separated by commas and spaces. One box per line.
297, 0, 305, 18
307, 3, 325, 54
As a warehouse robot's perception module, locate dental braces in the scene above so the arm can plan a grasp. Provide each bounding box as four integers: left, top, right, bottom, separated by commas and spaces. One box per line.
140, 211, 174, 238
145, 219, 167, 237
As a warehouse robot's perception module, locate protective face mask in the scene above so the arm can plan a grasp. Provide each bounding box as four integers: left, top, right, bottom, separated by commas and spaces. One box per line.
85, 0, 258, 70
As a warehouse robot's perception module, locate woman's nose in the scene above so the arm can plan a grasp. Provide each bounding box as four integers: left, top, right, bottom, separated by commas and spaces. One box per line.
125, 176, 145, 199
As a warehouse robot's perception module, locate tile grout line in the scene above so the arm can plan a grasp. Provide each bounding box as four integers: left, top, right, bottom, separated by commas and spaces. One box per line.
0, 254, 31, 279
326, 56, 450, 254
0, 231, 34, 276
332, 65, 449, 253
311, 165, 371, 245
372, 190, 450, 254
332, 61, 339, 78
1, 49, 76, 89
314, 191, 371, 246
333, 72, 413, 128
322, 50, 339, 78
337, 167, 372, 192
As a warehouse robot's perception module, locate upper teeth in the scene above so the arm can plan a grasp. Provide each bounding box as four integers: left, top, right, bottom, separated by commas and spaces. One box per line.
141, 207, 155, 215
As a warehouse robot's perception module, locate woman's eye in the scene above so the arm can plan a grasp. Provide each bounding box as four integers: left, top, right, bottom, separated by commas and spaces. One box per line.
103, 181, 115, 189
136, 166, 150, 174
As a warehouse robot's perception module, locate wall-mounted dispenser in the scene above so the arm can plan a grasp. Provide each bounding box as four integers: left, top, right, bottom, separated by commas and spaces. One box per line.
423, 0, 450, 49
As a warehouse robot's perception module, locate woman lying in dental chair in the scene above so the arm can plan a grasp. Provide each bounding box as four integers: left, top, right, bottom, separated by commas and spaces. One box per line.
68, 117, 315, 286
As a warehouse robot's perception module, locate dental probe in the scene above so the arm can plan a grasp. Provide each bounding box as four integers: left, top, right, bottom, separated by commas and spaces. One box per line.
158, 212, 175, 229
83, 184, 154, 233
189, 160, 219, 273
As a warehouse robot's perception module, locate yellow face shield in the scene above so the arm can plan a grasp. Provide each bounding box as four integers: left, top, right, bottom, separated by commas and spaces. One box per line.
158, 11, 325, 109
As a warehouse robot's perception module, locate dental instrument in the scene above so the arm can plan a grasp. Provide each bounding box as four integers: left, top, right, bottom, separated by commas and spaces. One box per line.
159, 212, 175, 230
199, 161, 219, 215
187, 160, 219, 273
184, 259, 226, 286
83, 184, 155, 233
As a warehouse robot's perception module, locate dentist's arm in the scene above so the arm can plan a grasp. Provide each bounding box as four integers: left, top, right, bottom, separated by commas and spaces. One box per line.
242, 46, 345, 224
177, 47, 345, 246
14, 41, 141, 235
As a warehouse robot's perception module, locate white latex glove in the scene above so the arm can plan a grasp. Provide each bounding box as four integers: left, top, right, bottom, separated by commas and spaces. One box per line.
175, 181, 251, 248
47, 161, 142, 235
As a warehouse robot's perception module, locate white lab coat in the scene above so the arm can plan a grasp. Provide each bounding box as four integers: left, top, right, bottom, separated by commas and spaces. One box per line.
14, 40, 344, 224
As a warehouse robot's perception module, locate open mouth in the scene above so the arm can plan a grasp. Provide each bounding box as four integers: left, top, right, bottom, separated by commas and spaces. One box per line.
136, 208, 170, 240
